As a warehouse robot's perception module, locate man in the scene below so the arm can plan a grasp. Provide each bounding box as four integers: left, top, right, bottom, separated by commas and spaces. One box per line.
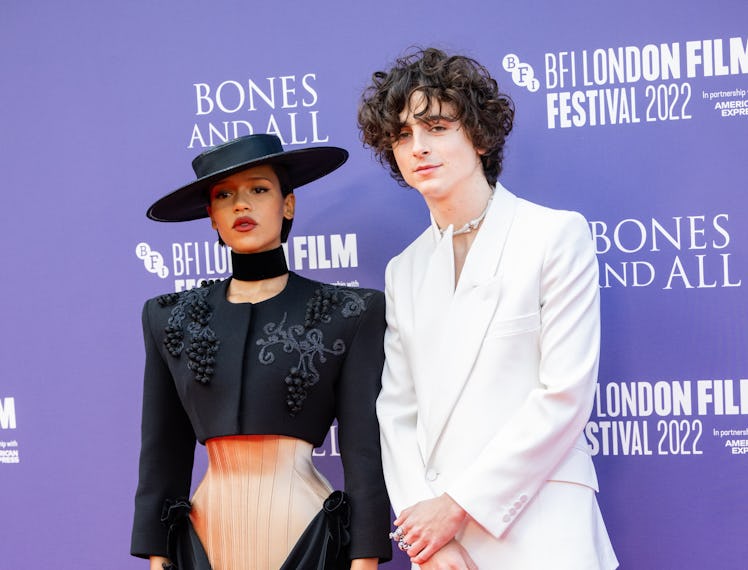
358, 48, 618, 569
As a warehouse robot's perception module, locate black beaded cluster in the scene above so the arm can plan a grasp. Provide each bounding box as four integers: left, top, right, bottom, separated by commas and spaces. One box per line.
304, 286, 339, 328
186, 336, 218, 384
163, 324, 184, 357
157, 284, 219, 384
156, 292, 180, 307
284, 366, 315, 415
187, 295, 211, 327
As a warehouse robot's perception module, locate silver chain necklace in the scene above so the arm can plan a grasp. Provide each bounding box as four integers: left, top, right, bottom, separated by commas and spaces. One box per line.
440, 193, 494, 237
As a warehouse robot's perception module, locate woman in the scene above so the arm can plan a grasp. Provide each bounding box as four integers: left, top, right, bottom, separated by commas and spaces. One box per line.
358, 48, 617, 569
130, 134, 391, 570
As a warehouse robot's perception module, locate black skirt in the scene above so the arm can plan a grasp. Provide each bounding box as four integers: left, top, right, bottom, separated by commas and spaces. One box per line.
161, 491, 351, 570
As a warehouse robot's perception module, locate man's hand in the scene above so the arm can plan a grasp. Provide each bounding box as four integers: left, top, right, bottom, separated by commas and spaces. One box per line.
393, 493, 467, 565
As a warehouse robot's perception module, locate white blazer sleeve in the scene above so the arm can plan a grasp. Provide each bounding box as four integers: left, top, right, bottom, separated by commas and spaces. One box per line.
376, 259, 436, 516
446, 212, 600, 538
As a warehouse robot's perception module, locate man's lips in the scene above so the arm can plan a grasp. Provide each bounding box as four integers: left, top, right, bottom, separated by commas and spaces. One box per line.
414, 163, 439, 174
233, 217, 257, 231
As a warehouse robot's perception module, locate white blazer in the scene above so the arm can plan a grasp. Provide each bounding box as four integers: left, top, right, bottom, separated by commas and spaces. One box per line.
377, 184, 617, 569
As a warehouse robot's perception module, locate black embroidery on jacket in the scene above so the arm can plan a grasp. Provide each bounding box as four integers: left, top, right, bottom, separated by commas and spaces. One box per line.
257, 285, 371, 416
157, 283, 219, 385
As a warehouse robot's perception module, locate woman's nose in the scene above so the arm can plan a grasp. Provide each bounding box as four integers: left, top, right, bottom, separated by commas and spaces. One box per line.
233, 188, 253, 210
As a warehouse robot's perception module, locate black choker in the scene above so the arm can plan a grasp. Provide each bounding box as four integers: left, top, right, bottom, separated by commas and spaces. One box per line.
231, 247, 288, 281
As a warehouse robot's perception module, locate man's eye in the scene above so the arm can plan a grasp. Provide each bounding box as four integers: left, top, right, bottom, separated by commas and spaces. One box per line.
213, 190, 231, 199
253, 186, 270, 194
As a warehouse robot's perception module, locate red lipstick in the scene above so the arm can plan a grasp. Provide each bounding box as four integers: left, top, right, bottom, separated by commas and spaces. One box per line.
233, 216, 257, 231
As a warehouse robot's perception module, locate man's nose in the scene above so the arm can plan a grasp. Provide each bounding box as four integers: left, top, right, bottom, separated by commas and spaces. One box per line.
411, 130, 430, 156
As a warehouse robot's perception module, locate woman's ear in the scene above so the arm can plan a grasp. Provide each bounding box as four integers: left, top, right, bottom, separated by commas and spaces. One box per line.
283, 193, 296, 220
206, 206, 218, 229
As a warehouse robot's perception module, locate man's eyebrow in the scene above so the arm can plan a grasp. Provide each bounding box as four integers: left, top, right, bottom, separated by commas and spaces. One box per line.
398, 113, 453, 128
422, 113, 455, 122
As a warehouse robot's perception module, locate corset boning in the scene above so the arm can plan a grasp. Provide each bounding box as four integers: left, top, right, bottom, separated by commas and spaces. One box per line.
190, 435, 333, 570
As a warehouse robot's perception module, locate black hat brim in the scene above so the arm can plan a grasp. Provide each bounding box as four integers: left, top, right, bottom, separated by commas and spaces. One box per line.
146, 146, 348, 222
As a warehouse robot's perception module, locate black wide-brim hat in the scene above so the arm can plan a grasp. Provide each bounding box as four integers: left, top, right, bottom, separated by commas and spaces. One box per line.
147, 134, 349, 221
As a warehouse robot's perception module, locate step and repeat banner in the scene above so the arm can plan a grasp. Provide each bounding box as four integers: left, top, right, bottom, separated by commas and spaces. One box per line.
2, 2, 746, 568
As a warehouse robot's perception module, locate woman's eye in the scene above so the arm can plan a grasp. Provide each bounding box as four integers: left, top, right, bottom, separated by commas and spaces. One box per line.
252, 186, 270, 194
397, 131, 411, 140
430, 124, 446, 132
213, 190, 231, 199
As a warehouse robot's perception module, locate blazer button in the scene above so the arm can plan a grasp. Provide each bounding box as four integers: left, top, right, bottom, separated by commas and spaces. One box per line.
502, 514, 511, 523
425, 468, 438, 482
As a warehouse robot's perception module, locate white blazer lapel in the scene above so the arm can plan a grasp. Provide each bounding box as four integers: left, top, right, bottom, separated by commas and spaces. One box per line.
410, 222, 455, 434
422, 185, 519, 459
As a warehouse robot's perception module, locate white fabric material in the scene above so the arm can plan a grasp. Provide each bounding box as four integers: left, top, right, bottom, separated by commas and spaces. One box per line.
378, 184, 618, 568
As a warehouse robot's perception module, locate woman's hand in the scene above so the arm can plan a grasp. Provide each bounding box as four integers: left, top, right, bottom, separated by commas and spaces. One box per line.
351, 557, 379, 570
419, 540, 477, 570
393, 493, 467, 565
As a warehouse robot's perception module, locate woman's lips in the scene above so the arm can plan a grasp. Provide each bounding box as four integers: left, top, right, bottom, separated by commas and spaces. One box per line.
233, 217, 257, 231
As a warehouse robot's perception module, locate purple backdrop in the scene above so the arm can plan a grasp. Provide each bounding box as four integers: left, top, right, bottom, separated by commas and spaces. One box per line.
1, 1, 746, 568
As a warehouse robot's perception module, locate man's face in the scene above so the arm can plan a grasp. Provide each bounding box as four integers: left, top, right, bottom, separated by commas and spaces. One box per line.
392, 93, 485, 202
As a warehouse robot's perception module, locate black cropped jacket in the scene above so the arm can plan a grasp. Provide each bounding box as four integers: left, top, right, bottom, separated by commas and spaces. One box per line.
131, 273, 391, 562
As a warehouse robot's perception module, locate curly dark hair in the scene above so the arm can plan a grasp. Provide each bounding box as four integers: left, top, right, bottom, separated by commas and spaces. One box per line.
358, 47, 514, 187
